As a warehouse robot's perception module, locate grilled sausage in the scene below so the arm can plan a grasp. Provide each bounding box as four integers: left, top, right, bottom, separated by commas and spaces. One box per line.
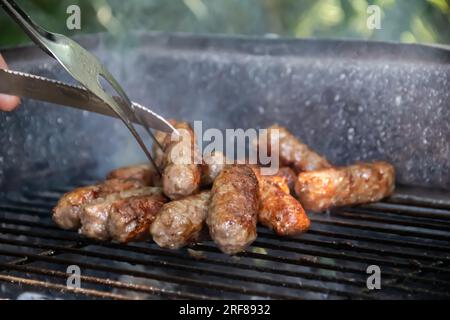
251, 167, 310, 236
78, 196, 114, 241
100, 178, 146, 193
151, 191, 210, 249
153, 130, 169, 169
256, 124, 331, 173
295, 161, 395, 212
201, 151, 227, 187
207, 165, 259, 255
79, 187, 162, 241
264, 175, 290, 195
108, 191, 167, 243
161, 121, 201, 200
107, 164, 156, 186
152, 119, 179, 168
52, 178, 145, 230
260, 178, 310, 236
52, 185, 101, 230
273, 167, 297, 194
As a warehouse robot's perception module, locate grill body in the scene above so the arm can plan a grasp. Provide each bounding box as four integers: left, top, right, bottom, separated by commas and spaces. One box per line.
0, 184, 449, 299
1, 32, 450, 190
0, 33, 449, 299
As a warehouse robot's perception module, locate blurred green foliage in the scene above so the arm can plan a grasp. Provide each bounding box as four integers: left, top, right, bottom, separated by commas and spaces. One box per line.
1, 0, 449, 47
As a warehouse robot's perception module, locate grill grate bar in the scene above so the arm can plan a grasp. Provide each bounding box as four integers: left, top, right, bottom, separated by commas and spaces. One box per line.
251, 239, 450, 274
2, 186, 450, 299
99, 241, 450, 290
0, 237, 210, 300
0, 247, 305, 300
0, 230, 208, 299
2, 218, 449, 277
306, 229, 450, 253
0, 204, 49, 215
2, 214, 448, 265
0, 234, 364, 289
0, 262, 208, 300
2, 223, 449, 296
0, 273, 132, 300
1, 236, 449, 299
256, 230, 450, 263
1, 216, 450, 286
0, 216, 61, 230
334, 208, 450, 232
387, 189, 450, 209
311, 217, 450, 242
386, 196, 450, 211
193, 244, 450, 289
106, 240, 450, 289
363, 202, 450, 221
0, 237, 376, 299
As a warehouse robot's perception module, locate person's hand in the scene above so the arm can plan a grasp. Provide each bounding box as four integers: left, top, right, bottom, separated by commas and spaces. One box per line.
0, 53, 20, 111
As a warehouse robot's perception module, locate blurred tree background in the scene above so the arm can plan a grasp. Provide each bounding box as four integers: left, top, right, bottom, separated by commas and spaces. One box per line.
1, 0, 449, 47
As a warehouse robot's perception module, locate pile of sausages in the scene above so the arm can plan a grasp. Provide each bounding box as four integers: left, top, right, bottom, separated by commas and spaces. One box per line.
53, 121, 395, 255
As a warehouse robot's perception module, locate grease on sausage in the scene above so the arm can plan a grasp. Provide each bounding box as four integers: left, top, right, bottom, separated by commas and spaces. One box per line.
295, 161, 395, 212
272, 167, 297, 194
152, 119, 179, 169
207, 165, 259, 255
108, 191, 167, 243
256, 124, 331, 173
107, 164, 156, 186
161, 121, 201, 200
52, 178, 145, 230
100, 178, 146, 193
79, 187, 163, 241
151, 191, 210, 249
52, 185, 101, 230
201, 151, 227, 187
251, 167, 310, 236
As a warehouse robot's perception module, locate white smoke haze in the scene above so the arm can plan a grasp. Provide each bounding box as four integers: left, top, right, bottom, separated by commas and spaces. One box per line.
166, 121, 280, 175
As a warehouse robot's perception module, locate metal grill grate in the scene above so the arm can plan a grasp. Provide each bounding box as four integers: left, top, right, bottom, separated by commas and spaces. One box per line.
0, 183, 449, 300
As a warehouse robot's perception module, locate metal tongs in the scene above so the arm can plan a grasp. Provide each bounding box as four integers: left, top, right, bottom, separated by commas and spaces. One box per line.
0, 0, 177, 174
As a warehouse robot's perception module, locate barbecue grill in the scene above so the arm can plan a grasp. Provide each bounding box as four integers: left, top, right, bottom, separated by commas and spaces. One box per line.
1, 32, 449, 299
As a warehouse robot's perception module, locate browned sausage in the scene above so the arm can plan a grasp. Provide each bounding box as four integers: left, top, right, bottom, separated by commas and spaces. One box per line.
52, 185, 101, 230
100, 178, 146, 193
264, 175, 290, 195
151, 191, 210, 249
52, 178, 145, 230
79, 187, 163, 241
161, 121, 201, 200
108, 191, 167, 243
78, 196, 115, 241
152, 119, 179, 169
256, 124, 331, 173
295, 161, 395, 212
201, 151, 227, 187
272, 167, 297, 194
251, 167, 310, 236
207, 165, 259, 255
107, 164, 157, 186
